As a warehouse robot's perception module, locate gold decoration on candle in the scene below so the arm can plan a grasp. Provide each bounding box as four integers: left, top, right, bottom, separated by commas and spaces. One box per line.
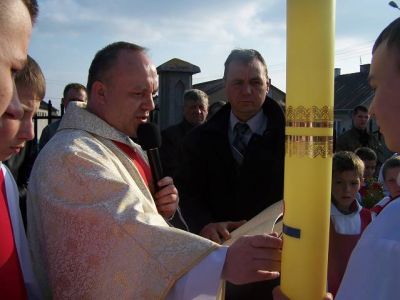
286, 105, 334, 128
285, 135, 333, 158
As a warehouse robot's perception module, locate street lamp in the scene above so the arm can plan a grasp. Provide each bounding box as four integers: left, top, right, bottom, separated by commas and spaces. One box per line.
389, 1, 400, 10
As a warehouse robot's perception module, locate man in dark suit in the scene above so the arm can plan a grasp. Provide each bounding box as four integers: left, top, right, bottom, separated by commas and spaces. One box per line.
160, 89, 208, 178
176, 49, 285, 300
160, 89, 208, 230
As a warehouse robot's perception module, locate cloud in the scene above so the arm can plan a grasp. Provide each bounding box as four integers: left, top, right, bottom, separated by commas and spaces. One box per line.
35, 0, 285, 47
32, 0, 288, 100
335, 36, 373, 68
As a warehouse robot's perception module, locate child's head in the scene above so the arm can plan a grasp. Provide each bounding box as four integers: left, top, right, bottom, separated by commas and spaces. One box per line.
0, 55, 45, 161
332, 151, 364, 213
355, 147, 377, 179
382, 156, 400, 198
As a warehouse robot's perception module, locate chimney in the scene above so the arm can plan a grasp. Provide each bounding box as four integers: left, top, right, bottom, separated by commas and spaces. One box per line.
156, 58, 200, 130
334, 68, 341, 78
360, 64, 370, 74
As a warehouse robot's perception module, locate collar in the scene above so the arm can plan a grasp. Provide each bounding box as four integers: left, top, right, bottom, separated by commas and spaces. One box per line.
181, 119, 196, 132
229, 109, 266, 135
331, 200, 362, 216
58, 102, 140, 151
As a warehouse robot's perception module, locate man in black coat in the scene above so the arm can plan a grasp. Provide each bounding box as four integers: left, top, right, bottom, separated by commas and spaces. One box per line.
160, 89, 209, 230
176, 49, 285, 300
160, 89, 208, 178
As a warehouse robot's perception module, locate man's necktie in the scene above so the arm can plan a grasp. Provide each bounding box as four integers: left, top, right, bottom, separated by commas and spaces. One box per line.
232, 122, 250, 164
0, 169, 27, 299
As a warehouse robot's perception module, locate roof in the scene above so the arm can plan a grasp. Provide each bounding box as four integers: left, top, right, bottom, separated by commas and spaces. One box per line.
39, 100, 59, 113
334, 65, 374, 110
193, 78, 224, 95
157, 58, 200, 74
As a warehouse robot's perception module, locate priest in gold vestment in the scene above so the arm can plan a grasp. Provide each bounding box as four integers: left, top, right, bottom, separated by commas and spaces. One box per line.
27, 42, 282, 299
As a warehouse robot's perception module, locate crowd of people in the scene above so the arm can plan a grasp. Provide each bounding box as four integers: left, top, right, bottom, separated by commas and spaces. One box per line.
1, 0, 400, 299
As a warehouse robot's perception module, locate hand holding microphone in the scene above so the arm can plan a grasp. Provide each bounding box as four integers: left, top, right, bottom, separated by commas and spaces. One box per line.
137, 123, 179, 219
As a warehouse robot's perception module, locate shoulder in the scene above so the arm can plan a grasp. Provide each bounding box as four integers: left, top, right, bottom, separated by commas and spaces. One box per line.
30, 130, 127, 199
374, 196, 392, 208
262, 98, 285, 128
1, 164, 17, 186
362, 198, 400, 241
40, 120, 60, 140
161, 123, 183, 138
43, 120, 61, 132
50, 119, 61, 128
186, 123, 221, 147
337, 128, 355, 140
36, 129, 111, 172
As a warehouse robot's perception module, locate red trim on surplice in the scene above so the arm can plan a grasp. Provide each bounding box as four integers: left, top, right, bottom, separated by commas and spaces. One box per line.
113, 141, 152, 188
0, 168, 27, 299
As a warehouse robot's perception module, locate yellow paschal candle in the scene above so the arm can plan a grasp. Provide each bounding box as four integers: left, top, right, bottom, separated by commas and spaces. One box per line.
281, 1, 335, 299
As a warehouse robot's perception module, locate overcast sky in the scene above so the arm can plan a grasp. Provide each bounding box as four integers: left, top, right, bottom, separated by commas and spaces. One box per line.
30, 0, 399, 107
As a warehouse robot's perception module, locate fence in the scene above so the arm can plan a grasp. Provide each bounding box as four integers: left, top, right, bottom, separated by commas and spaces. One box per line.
33, 100, 63, 143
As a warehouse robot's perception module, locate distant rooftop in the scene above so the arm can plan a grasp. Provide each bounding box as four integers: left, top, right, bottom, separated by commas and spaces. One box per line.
157, 58, 200, 74
334, 64, 373, 110
39, 100, 59, 113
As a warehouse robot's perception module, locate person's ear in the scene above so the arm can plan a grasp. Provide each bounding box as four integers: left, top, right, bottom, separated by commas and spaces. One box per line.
266, 77, 271, 93
91, 81, 107, 104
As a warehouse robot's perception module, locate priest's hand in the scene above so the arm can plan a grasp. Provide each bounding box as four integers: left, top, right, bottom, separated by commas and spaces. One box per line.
154, 176, 179, 219
221, 233, 282, 285
199, 221, 247, 244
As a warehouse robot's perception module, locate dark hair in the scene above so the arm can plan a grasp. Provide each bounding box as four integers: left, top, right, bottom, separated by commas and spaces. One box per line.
333, 151, 364, 179
373, 17, 400, 54
352, 105, 368, 116
15, 55, 45, 101
223, 49, 268, 81
183, 89, 208, 105
382, 156, 400, 180
22, 0, 39, 24
87, 41, 146, 96
355, 147, 377, 162
63, 83, 87, 99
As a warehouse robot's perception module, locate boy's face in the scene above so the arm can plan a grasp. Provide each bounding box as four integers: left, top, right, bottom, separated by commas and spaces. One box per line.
0, 0, 32, 120
0, 85, 40, 161
363, 159, 377, 179
369, 42, 400, 152
384, 166, 400, 199
332, 170, 361, 212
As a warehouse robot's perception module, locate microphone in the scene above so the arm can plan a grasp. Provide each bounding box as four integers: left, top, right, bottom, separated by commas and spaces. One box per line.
137, 122, 163, 191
